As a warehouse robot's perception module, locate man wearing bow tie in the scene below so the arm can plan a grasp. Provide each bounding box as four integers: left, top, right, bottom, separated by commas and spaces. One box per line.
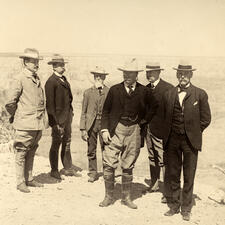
80, 67, 109, 183
5, 48, 45, 192
45, 54, 80, 180
99, 59, 157, 209
145, 62, 173, 202
162, 61, 211, 221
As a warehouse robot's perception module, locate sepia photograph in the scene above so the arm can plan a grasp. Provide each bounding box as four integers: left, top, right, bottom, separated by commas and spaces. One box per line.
0, 0, 224, 224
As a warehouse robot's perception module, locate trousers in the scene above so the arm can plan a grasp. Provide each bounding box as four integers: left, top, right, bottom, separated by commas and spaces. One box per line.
14, 130, 42, 185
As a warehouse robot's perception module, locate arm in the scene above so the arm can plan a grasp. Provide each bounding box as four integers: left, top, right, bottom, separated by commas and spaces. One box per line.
5, 79, 22, 122
45, 79, 57, 125
80, 90, 89, 141
199, 90, 211, 132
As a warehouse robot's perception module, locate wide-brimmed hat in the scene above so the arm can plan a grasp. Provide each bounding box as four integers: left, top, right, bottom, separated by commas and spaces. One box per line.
48, 54, 68, 65
173, 60, 196, 71
19, 48, 43, 60
90, 66, 109, 75
118, 58, 143, 72
146, 62, 164, 72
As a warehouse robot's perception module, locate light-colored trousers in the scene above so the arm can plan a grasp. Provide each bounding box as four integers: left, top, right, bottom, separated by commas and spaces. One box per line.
14, 130, 42, 185
103, 123, 141, 170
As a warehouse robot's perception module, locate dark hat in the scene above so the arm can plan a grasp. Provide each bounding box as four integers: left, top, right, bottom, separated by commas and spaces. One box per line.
173, 60, 196, 71
146, 62, 164, 71
48, 54, 68, 65
19, 48, 43, 60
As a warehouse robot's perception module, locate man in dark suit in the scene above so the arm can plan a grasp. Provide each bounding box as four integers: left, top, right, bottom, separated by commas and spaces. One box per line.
45, 54, 81, 180
99, 59, 157, 209
145, 62, 173, 202
80, 66, 109, 182
162, 61, 211, 221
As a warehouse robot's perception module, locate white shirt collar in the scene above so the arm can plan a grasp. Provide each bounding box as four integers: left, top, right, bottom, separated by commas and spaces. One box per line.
152, 78, 160, 87
54, 71, 63, 78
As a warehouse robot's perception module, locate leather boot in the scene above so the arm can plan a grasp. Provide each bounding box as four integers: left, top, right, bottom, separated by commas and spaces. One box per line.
17, 182, 30, 193
99, 167, 114, 207
121, 171, 137, 209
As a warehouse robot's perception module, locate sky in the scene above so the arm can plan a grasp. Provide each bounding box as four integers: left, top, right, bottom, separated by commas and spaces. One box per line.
0, 0, 225, 56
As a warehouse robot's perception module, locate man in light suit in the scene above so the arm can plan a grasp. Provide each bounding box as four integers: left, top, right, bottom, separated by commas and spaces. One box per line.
145, 62, 173, 202
45, 54, 81, 180
5, 48, 45, 193
162, 61, 211, 221
80, 66, 109, 182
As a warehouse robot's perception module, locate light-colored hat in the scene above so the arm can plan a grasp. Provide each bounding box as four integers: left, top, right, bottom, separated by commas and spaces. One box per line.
118, 58, 143, 72
48, 54, 68, 65
19, 48, 43, 60
173, 60, 196, 71
146, 62, 164, 71
90, 66, 109, 75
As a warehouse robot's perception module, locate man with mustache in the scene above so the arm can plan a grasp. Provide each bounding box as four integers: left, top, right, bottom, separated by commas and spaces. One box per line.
45, 54, 81, 180
5, 48, 45, 192
99, 58, 157, 209
162, 61, 211, 221
80, 66, 109, 183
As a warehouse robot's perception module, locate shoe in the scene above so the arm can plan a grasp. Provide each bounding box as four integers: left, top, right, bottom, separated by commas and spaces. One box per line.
50, 170, 62, 180
99, 195, 114, 207
17, 182, 30, 193
121, 198, 137, 209
148, 179, 159, 192
164, 208, 180, 216
161, 196, 167, 204
88, 176, 98, 183
181, 211, 191, 221
61, 168, 82, 177
26, 180, 44, 187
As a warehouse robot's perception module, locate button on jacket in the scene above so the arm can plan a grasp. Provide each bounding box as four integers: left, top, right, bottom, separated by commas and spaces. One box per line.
5, 68, 45, 130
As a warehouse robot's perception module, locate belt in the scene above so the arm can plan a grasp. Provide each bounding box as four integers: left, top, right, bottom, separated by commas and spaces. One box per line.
120, 115, 138, 122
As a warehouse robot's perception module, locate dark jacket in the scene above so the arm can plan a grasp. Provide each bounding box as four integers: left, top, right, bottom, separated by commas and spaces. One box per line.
45, 74, 73, 127
101, 82, 158, 137
146, 79, 174, 138
162, 84, 211, 151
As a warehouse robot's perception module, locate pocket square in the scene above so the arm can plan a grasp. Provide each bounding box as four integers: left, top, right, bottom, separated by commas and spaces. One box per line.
193, 101, 198, 106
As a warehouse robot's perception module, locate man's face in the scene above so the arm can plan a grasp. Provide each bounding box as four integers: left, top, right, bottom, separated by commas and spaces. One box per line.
176, 70, 193, 87
24, 58, 39, 73
53, 62, 65, 74
146, 70, 160, 83
123, 71, 138, 86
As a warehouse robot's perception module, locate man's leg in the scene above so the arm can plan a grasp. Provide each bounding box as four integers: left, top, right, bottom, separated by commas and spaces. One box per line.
87, 120, 98, 181
181, 136, 198, 220
49, 126, 62, 179
121, 124, 141, 209
164, 132, 182, 216
24, 130, 43, 187
14, 130, 35, 193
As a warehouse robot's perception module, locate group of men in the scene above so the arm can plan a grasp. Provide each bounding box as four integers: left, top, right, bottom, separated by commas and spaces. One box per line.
5, 48, 211, 221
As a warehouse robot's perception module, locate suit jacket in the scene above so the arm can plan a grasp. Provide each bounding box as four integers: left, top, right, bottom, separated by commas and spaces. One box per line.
80, 85, 109, 132
162, 84, 211, 151
45, 73, 73, 127
101, 82, 158, 137
146, 79, 174, 138
5, 68, 45, 130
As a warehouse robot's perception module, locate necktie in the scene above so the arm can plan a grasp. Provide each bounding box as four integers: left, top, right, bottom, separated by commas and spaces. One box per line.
150, 83, 155, 89
98, 87, 103, 94
128, 85, 134, 95
61, 75, 67, 82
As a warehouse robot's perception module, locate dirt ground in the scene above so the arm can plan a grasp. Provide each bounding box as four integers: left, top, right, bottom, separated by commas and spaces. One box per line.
0, 118, 225, 225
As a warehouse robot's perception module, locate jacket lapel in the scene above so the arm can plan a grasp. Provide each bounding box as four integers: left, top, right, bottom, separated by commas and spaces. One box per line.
169, 86, 178, 115
53, 74, 69, 89
117, 82, 126, 106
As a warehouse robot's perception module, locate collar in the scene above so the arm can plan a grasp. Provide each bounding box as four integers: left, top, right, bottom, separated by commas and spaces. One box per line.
124, 81, 137, 89
24, 68, 36, 77
151, 78, 160, 87
54, 71, 63, 78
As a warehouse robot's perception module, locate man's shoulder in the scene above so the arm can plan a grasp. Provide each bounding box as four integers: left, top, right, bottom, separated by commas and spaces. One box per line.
160, 79, 174, 89
191, 84, 208, 96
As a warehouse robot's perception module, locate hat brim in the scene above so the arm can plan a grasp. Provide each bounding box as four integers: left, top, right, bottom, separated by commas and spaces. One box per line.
173, 67, 196, 71
90, 71, 109, 75
19, 55, 43, 60
146, 68, 164, 72
48, 61, 68, 65
118, 67, 143, 72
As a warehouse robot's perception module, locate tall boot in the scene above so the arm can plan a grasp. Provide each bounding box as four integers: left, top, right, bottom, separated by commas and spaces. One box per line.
99, 167, 115, 207
121, 170, 137, 209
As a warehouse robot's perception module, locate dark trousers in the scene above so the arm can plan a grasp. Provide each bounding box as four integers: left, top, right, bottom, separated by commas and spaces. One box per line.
87, 119, 104, 177
49, 111, 73, 171
164, 131, 198, 212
